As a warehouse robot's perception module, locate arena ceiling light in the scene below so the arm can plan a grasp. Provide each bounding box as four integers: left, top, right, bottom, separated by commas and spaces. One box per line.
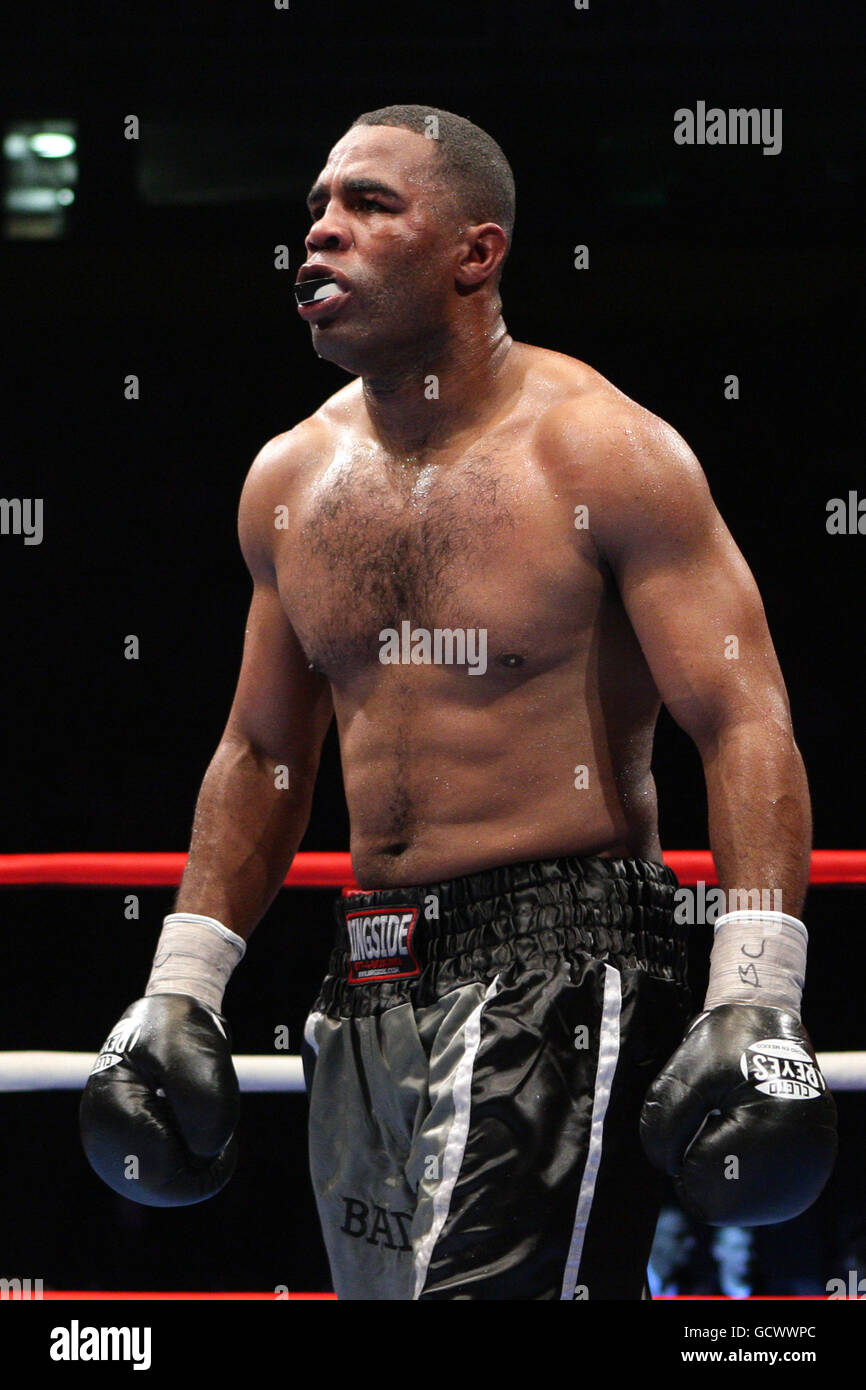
3, 119, 78, 239
29, 131, 77, 159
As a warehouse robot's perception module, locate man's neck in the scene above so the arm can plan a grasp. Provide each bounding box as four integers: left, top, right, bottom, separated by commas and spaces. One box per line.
361, 312, 516, 458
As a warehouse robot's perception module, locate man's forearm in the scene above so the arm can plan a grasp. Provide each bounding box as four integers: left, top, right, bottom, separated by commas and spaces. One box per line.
174, 735, 315, 939
701, 716, 812, 918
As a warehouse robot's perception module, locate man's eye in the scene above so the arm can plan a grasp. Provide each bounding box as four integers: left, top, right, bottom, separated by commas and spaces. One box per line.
363, 199, 387, 211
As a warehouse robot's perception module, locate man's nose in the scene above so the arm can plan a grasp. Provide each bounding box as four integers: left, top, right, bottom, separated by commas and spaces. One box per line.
305, 205, 351, 254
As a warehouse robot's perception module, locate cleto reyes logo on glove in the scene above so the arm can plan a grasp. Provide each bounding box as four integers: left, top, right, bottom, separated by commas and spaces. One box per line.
89, 1019, 142, 1075
740, 1038, 826, 1100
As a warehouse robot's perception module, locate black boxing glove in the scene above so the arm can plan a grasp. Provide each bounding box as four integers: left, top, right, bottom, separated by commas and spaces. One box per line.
640, 908, 838, 1225
80, 994, 240, 1207
640, 1002, 837, 1224
80, 912, 245, 1207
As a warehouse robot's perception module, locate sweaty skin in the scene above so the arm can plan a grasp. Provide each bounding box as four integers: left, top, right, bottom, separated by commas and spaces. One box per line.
174, 122, 810, 931
246, 356, 671, 885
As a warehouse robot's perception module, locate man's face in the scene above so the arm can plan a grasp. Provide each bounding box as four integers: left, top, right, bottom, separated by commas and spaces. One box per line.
651, 1209, 696, 1279
712, 1227, 752, 1281
298, 125, 461, 375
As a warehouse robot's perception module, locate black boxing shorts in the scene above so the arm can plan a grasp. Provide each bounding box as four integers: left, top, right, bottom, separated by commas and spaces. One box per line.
301, 855, 691, 1301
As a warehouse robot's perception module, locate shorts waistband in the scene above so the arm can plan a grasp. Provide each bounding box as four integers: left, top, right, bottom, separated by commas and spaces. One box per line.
318, 854, 687, 1016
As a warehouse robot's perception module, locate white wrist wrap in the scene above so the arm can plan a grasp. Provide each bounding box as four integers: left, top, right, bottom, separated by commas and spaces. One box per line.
145, 913, 246, 1015
703, 909, 808, 1016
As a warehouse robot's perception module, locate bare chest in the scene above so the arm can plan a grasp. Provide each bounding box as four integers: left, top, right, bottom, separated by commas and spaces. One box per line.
276, 445, 600, 676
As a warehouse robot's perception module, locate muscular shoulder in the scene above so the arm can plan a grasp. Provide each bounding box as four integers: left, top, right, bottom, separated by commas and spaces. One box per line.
237, 382, 360, 575
523, 346, 716, 564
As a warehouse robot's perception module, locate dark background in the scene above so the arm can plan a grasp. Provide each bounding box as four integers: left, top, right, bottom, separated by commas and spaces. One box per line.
0, 0, 863, 1294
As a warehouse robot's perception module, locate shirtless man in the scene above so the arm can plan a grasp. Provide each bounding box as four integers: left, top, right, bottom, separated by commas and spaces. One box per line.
80, 105, 836, 1300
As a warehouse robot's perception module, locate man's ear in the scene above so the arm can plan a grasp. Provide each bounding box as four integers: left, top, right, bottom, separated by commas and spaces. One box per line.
455, 222, 508, 289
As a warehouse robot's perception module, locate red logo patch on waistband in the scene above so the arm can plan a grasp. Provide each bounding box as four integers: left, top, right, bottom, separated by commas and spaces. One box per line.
346, 906, 421, 984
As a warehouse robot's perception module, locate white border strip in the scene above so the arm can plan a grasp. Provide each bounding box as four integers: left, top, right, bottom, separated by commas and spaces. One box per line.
560, 963, 623, 1300
412, 975, 501, 1299
303, 1011, 325, 1058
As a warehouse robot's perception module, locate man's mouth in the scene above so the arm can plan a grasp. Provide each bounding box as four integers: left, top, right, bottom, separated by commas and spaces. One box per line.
294, 276, 343, 306
294, 275, 352, 324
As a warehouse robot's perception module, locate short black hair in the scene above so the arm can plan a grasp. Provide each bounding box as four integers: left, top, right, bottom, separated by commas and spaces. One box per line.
350, 104, 515, 280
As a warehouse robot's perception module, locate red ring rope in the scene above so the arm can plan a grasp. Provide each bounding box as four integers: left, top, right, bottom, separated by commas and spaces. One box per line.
0, 850, 863, 887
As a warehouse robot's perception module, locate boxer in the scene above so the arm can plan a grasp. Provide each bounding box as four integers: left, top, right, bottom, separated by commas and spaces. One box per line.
81, 104, 836, 1298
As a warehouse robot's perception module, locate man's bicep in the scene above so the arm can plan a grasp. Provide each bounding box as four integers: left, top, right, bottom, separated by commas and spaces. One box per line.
620, 531, 787, 742
597, 429, 790, 748
223, 578, 333, 766
225, 427, 332, 765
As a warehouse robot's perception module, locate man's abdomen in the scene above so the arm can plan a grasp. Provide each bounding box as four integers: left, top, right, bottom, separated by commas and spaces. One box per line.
337, 679, 660, 888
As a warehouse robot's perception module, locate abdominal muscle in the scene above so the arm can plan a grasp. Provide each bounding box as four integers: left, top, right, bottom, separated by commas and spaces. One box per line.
334, 665, 662, 889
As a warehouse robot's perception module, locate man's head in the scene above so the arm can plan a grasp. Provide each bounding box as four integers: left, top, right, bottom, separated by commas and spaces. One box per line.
649, 1206, 697, 1284
352, 105, 516, 275
296, 105, 515, 377
711, 1226, 753, 1285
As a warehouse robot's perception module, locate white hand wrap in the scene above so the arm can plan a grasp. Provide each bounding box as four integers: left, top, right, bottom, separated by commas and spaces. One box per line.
145, 913, 246, 1015
703, 909, 808, 1016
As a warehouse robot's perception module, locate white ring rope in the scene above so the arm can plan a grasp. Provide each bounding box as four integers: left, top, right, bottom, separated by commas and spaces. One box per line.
0, 1052, 305, 1093
0, 1050, 863, 1092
